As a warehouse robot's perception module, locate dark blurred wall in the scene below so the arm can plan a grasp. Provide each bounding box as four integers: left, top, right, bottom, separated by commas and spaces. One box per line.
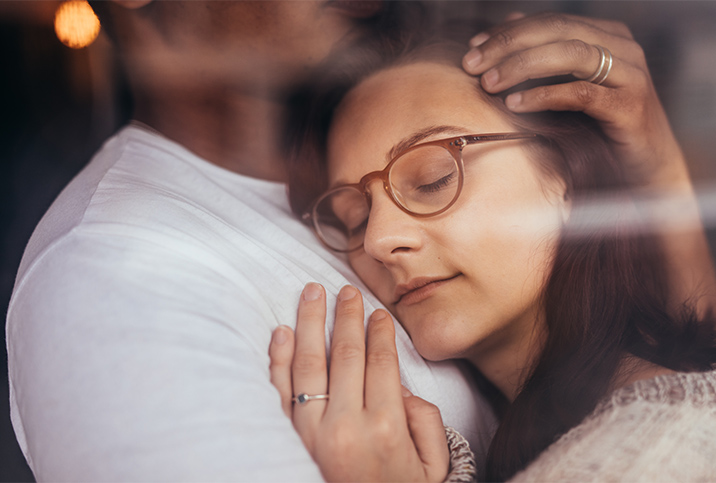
1, 1, 715, 481
0, 3, 123, 480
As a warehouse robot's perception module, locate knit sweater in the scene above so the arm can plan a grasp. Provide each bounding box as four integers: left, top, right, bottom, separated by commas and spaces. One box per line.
448, 369, 716, 482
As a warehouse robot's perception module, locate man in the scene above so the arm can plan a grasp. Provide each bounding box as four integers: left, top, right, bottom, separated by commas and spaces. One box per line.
6, 2, 493, 480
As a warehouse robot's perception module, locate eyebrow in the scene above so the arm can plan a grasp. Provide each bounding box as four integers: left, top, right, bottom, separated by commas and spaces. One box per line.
386, 125, 467, 162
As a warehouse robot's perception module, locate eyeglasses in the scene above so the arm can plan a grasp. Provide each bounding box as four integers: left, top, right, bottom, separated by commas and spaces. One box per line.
303, 132, 540, 252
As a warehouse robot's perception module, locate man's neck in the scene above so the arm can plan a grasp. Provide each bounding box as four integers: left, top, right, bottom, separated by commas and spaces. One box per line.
134, 89, 290, 183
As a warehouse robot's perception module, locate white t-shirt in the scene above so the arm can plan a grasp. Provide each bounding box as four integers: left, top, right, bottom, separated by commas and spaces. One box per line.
7, 126, 496, 481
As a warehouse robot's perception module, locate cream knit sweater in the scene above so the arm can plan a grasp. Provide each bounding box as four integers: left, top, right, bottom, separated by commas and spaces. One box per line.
449, 369, 716, 482
513, 369, 716, 481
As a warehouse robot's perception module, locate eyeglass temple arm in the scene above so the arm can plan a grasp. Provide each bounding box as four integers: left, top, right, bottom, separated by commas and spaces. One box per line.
459, 132, 541, 146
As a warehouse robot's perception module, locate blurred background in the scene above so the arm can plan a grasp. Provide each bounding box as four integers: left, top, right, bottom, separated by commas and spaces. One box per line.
1, 1, 715, 480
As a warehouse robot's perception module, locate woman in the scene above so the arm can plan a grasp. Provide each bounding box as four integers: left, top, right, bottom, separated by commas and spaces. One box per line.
270, 13, 716, 482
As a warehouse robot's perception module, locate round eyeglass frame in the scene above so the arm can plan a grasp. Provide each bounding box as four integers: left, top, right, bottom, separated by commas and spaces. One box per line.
303, 132, 541, 252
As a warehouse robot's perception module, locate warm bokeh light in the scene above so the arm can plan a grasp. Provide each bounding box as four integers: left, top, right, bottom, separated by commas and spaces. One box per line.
54, 0, 100, 49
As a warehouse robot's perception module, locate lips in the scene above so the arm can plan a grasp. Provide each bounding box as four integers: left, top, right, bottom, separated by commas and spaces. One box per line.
394, 275, 459, 306
325, 0, 384, 19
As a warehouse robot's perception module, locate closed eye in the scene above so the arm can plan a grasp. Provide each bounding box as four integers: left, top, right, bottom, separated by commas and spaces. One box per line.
417, 171, 456, 193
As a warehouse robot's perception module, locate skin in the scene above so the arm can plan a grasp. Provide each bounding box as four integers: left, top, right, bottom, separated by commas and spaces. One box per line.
269, 12, 716, 482
109, 0, 372, 182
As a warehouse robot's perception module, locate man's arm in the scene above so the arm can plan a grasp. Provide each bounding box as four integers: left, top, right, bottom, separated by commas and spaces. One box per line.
8, 231, 323, 481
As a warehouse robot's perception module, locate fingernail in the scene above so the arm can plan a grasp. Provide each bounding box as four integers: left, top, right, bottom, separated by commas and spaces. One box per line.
303, 282, 323, 301
463, 49, 482, 71
273, 326, 289, 345
469, 32, 489, 48
504, 11, 526, 21
338, 285, 357, 301
371, 309, 388, 321
482, 68, 499, 88
505, 92, 522, 110
402, 385, 413, 398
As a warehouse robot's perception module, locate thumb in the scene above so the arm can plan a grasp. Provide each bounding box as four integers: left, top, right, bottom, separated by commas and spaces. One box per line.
402, 388, 450, 482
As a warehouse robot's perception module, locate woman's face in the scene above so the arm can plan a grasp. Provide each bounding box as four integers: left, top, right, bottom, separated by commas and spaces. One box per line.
326, 62, 568, 366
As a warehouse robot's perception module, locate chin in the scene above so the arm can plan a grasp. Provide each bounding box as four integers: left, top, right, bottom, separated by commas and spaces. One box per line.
411, 332, 466, 362
403, 312, 473, 362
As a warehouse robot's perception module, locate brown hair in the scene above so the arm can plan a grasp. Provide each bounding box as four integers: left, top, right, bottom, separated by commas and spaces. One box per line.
285, 36, 716, 481
486, 106, 716, 479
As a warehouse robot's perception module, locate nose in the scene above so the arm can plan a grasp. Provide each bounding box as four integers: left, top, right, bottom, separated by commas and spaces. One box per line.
362, 182, 423, 262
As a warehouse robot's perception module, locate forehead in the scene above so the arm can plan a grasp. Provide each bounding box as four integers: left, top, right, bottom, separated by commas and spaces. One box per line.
327, 62, 513, 176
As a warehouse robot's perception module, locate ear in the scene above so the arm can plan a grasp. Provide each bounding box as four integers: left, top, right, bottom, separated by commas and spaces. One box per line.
111, 0, 152, 9
544, 175, 571, 226
559, 190, 572, 226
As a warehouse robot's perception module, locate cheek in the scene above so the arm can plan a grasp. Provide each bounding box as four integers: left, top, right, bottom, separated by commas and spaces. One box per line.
430, 174, 563, 308
348, 252, 395, 305
451, 206, 559, 282
446, 162, 564, 260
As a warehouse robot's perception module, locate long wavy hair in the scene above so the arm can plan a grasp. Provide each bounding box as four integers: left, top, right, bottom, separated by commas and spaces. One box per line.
284, 36, 716, 481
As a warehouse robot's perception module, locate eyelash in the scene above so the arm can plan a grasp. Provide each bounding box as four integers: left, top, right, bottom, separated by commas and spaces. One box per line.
417, 172, 456, 193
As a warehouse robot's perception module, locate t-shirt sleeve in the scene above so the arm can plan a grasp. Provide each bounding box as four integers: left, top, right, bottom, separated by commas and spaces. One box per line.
7, 232, 323, 482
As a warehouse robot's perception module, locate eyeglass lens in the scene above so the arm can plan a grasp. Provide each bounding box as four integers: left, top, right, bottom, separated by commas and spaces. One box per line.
313, 145, 460, 251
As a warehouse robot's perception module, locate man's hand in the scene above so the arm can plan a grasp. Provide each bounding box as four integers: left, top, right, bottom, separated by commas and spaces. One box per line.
463, 12, 687, 188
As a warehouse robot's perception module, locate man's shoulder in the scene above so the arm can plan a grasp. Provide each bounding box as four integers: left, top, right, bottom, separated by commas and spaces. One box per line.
9, 124, 351, 329
18, 125, 297, 279
7, 125, 299, 352
40, 124, 284, 229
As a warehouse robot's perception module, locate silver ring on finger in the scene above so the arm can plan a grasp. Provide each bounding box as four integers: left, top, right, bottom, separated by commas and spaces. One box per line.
585, 44, 613, 85
292, 393, 330, 405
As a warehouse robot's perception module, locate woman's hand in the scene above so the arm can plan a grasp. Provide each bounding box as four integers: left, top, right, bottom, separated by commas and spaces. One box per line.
462, 11, 688, 188
269, 283, 449, 482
